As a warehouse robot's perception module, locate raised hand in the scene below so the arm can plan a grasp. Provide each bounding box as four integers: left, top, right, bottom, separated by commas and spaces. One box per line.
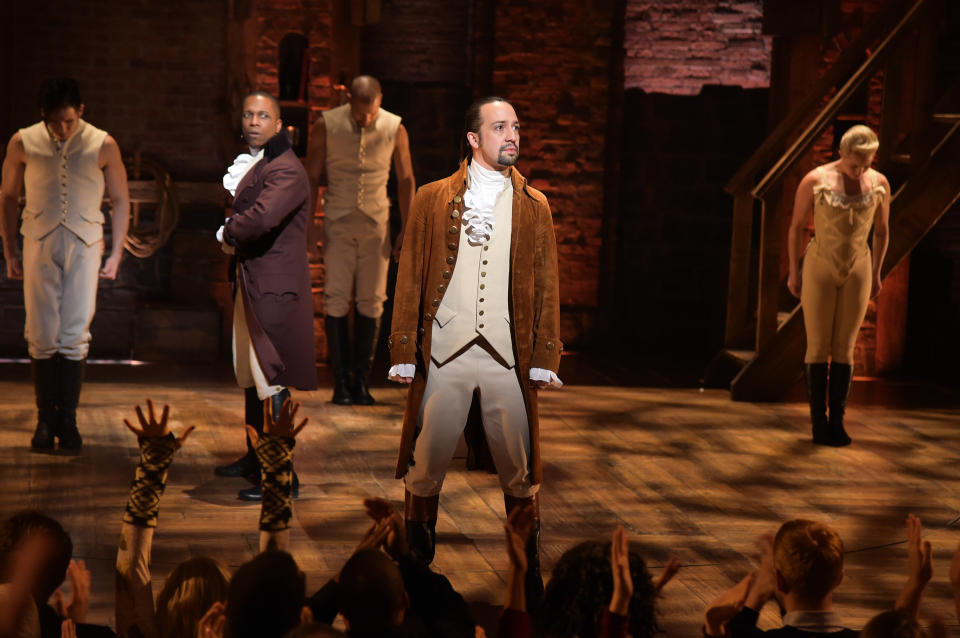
123, 399, 196, 445
905, 514, 933, 587
704, 572, 757, 637
247, 397, 308, 446
61, 619, 77, 638
363, 498, 409, 560
52, 560, 90, 623
609, 525, 634, 615
196, 601, 226, 638
745, 532, 777, 610
655, 555, 681, 595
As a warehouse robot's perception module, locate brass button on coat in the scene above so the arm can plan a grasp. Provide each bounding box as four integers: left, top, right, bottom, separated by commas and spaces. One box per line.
478, 323, 484, 328
449, 226, 458, 234
431, 299, 440, 307
451, 210, 461, 219
424, 313, 433, 321
446, 256, 455, 265
437, 284, 446, 293
546, 341, 555, 350
448, 242, 457, 250
454, 194, 462, 203
400, 335, 409, 344
443, 270, 451, 279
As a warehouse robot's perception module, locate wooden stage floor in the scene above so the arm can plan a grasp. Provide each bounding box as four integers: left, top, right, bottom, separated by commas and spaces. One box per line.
1, 362, 959, 635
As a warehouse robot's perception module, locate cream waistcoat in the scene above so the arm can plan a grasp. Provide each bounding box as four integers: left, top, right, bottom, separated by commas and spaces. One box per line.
431, 182, 514, 368
19, 119, 108, 245
322, 104, 401, 222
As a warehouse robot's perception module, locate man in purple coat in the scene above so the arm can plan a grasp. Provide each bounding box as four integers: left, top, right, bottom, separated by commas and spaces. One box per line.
214, 91, 317, 501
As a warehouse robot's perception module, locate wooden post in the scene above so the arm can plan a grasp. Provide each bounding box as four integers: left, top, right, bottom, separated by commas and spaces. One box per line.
723, 191, 755, 348
755, 196, 782, 350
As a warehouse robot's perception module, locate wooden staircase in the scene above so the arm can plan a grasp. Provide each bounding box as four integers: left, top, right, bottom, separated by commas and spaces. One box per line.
709, 0, 960, 401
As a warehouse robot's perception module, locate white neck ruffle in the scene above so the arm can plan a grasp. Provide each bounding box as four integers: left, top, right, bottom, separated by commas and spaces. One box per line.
461, 161, 508, 245
222, 148, 264, 196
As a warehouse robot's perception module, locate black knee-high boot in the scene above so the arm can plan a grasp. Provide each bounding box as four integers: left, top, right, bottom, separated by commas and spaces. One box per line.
215, 387, 262, 478
30, 356, 59, 450
325, 315, 353, 405
351, 313, 381, 405
828, 362, 854, 447
806, 363, 830, 445
57, 357, 85, 451
238, 388, 299, 501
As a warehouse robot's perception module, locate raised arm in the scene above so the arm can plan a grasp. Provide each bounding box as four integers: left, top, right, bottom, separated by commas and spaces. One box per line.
0, 133, 25, 280
787, 170, 817, 299
894, 514, 933, 619
100, 135, 130, 280
391, 124, 416, 262
115, 400, 195, 638
870, 171, 891, 299
304, 117, 326, 261
247, 397, 308, 553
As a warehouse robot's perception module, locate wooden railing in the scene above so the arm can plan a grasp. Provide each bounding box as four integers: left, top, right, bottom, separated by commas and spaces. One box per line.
722, 0, 935, 351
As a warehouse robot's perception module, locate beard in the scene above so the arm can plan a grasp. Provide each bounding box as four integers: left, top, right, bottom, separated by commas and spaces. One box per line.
497, 144, 519, 166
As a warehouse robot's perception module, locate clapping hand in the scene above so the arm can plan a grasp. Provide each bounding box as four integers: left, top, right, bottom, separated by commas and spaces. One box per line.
52, 560, 90, 623
197, 601, 226, 638
704, 572, 758, 637
363, 498, 410, 560
123, 399, 196, 445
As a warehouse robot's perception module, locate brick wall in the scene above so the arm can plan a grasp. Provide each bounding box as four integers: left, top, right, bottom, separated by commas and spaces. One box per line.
2, 0, 229, 180
624, 0, 771, 95
491, 1, 615, 343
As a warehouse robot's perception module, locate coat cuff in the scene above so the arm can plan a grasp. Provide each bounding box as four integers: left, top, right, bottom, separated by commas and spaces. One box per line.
388, 331, 418, 366
530, 336, 562, 372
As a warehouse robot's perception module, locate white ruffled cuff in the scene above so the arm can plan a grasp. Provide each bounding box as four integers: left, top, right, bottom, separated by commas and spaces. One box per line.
388, 363, 416, 382
530, 367, 563, 388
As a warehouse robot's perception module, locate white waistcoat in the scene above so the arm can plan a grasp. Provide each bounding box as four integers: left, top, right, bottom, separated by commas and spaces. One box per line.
431, 182, 514, 368
19, 119, 108, 245
322, 104, 401, 222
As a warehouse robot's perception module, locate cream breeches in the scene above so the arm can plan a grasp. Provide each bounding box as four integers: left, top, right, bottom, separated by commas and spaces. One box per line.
404, 342, 537, 498
322, 209, 391, 318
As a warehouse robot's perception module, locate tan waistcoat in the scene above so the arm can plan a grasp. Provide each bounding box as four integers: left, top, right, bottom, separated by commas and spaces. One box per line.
431, 181, 514, 367
322, 104, 401, 222
19, 119, 107, 245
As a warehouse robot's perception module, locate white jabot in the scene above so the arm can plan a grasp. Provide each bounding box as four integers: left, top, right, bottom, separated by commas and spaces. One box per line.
222, 148, 264, 197
462, 160, 508, 245
389, 363, 562, 388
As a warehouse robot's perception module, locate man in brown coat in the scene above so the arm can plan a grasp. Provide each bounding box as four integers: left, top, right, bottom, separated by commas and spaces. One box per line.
389, 97, 562, 602
214, 91, 317, 501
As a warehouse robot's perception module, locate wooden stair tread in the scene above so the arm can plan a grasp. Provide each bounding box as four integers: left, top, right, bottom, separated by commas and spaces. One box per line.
933, 113, 960, 124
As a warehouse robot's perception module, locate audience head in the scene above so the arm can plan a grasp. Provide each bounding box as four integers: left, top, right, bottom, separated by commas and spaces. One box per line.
225, 551, 307, 638
773, 519, 844, 605
0, 511, 72, 602
861, 610, 925, 638
337, 549, 407, 634
536, 540, 659, 638
156, 556, 230, 638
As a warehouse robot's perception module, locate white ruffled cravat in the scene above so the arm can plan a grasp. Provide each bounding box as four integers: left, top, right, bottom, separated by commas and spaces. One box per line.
222, 148, 264, 197
461, 160, 508, 245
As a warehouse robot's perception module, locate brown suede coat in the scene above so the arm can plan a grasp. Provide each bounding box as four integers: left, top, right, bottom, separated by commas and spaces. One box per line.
223, 133, 318, 391
389, 159, 562, 483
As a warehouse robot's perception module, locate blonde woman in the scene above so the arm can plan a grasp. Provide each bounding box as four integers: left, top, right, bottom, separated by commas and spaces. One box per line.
787, 125, 890, 447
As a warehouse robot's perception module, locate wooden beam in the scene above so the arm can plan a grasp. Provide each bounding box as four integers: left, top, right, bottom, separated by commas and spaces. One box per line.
755, 197, 782, 350
723, 192, 755, 348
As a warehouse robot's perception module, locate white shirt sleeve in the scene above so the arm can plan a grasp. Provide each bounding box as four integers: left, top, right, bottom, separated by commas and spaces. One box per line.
388, 363, 416, 382
529, 367, 563, 388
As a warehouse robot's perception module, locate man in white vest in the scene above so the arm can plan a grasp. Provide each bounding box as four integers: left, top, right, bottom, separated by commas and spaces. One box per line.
304, 75, 416, 406
388, 97, 563, 607
0, 78, 129, 452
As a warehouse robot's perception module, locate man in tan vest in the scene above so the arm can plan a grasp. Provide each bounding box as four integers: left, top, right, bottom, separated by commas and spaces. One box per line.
0, 78, 129, 452
305, 75, 416, 406
388, 97, 563, 607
